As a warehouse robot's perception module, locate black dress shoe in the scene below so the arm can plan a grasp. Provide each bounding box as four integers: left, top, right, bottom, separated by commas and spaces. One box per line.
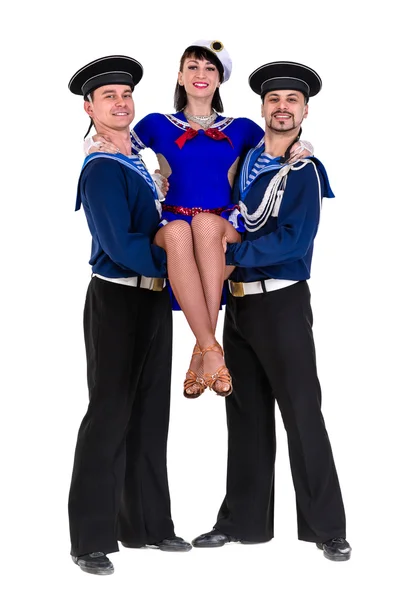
192, 529, 239, 548
120, 541, 145, 549
71, 552, 114, 575
122, 536, 192, 552
149, 536, 192, 552
316, 537, 352, 562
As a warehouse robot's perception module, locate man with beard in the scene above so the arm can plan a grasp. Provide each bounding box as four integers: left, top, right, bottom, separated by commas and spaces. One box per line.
192, 61, 352, 562
68, 55, 191, 576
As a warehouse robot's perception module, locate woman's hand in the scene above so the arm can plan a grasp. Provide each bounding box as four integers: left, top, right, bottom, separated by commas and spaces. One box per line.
84, 135, 120, 155
288, 140, 314, 163
222, 235, 228, 253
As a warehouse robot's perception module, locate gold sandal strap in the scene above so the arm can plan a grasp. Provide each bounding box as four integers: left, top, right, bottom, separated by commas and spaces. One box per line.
184, 370, 205, 391
192, 343, 202, 357
203, 366, 232, 388
201, 342, 223, 358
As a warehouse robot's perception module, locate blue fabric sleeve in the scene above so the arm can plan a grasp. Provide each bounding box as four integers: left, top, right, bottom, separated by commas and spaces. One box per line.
131, 113, 159, 151
82, 160, 167, 277
246, 119, 264, 147
225, 162, 322, 267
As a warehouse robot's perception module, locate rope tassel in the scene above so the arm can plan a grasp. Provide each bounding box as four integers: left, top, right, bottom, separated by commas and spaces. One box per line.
239, 161, 310, 232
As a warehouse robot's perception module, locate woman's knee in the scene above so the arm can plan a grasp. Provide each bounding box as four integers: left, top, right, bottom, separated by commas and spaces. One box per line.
159, 219, 193, 249
167, 219, 191, 234
191, 212, 223, 239
156, 220, 192, 246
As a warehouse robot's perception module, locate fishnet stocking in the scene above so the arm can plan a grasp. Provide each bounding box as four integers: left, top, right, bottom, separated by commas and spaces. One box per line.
191, 213, 241, 332
154, 220, 229, 394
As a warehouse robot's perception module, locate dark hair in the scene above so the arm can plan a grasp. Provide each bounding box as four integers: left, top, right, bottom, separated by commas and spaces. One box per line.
83, 92, 94, 139
174, 46, 224, 113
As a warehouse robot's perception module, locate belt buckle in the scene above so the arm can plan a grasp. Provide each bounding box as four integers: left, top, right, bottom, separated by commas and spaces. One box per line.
230, 281, 245, 297
152, 278, 164, 292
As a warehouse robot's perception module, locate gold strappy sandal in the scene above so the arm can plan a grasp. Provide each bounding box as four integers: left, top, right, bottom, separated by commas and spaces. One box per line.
202, 343, 233, 397
183, 343, 206, 399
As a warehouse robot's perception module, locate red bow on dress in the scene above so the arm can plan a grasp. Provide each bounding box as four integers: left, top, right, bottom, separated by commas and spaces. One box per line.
175, 127, 233, 149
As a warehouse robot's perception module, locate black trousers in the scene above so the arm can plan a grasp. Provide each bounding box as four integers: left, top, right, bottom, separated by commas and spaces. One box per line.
68, 277, 174, 556
215, 281, 346, 543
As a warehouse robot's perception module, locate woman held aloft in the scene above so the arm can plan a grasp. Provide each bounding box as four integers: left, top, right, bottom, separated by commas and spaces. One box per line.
85, 40, 313, 397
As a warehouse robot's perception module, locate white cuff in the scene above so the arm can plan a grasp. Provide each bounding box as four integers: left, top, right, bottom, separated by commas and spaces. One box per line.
152, 173, 165, 200
83, 137, 101, 156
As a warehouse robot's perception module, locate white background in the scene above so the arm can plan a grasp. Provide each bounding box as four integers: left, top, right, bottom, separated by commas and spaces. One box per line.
1, 1, 399, 598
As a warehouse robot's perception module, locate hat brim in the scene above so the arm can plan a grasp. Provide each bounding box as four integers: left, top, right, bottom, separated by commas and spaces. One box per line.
249, 61, 322, 98
68, 55, 143, 96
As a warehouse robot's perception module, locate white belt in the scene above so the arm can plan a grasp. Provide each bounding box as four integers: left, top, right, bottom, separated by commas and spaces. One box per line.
228, 278, 298, 297
94, 273, 166, 292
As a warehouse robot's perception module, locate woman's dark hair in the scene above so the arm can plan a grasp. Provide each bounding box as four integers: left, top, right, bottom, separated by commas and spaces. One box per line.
174, 46, 224, 113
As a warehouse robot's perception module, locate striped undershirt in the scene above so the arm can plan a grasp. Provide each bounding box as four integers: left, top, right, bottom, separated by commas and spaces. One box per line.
245, 153, 276, 188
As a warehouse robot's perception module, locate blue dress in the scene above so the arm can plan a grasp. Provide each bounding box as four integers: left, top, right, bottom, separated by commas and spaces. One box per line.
130, 112, 264, 309
131, 112, 264, 226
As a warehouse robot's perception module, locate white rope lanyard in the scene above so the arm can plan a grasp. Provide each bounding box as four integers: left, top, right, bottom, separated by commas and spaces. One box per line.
239, 160, 311, 232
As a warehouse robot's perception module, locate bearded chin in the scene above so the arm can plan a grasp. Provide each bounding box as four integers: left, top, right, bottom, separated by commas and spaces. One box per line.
268, 115, 303, 132
270, 123, 296, 132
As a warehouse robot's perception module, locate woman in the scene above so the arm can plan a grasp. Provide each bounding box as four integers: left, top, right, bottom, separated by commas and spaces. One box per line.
86, 40, 312, 398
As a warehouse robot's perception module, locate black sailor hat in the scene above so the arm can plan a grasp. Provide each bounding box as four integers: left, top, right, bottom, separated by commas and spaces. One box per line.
249, 61, 322, 101
68, 55, 143, 97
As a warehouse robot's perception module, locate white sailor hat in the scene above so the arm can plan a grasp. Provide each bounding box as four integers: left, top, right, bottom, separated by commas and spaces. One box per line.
187, 40, 232, 83
249, 61, 322, 101
68, 55, 143, 97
